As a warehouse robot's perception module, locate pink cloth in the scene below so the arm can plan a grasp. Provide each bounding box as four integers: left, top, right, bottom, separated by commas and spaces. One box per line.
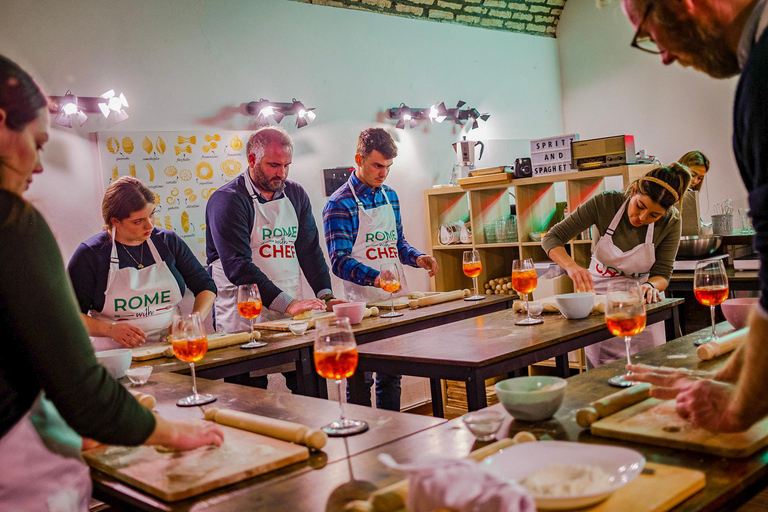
379, 454, 536, 512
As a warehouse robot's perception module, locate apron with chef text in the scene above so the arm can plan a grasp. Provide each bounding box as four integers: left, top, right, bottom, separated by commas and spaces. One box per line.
0, 395, 91, 512
212, 177, 301, 332
89, 232, 183, 351
342, 185, 409, 303
585, 199, 666, 367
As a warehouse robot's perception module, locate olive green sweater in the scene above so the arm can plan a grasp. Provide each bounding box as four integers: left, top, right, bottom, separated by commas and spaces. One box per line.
542, 191, 682, 281
0, 190, 155, 443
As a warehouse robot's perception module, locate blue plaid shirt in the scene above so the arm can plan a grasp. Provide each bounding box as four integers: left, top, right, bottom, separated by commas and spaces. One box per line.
323, 171, 423, 286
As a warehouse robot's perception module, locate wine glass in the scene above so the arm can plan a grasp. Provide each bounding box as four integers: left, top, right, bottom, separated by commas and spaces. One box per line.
314, 317, 369, 437
463, 250, 485, 301
237, 284, 267, 349
605, 281, 647, 388
693, 259, 729, 346
172, 312, 216, 406
511, 258, 543, 325
379, 263, 403, 318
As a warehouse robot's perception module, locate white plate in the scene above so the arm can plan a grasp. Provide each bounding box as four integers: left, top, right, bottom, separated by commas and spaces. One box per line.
481, 441, 645, 510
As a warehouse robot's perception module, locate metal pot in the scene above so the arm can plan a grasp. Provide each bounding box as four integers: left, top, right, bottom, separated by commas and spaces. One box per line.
676, 235, 722, 259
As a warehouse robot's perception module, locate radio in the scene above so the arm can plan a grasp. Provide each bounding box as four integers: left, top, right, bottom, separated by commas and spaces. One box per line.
571, 135, 636, 171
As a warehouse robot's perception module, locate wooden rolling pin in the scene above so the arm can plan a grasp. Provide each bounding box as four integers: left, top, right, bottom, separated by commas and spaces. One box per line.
203, 407, 327, 450
697, 327, 748, 361
576, 383, 651, 428
161, 331, 255, 357
129, 390, 156, 410
407, 289, 470, 309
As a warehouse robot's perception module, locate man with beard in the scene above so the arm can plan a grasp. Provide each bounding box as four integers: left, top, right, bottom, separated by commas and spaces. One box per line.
620, 0, 768, 433
206, 126, 341, 391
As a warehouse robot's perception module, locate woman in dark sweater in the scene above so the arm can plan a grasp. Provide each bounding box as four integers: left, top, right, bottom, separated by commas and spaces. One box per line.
0, 55, 222, 510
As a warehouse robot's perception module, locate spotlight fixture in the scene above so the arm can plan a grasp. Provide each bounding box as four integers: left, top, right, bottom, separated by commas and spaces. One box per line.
99, 90, 130, 123
48, 89, 130, 128
54, 91, 87, 128
386, 100, 489, 131
246, 98, 317, 129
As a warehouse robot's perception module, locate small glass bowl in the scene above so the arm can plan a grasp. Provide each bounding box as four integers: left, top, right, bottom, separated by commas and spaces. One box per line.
527, 303, 545, 317
124, 366, 153, 386
289, 321, 309, 335
462, 409, 505, 442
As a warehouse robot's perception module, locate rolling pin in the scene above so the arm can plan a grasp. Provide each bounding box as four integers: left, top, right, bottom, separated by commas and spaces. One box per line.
161, 331, 254, 357
407, 289, 470, 309
203, 407, 327, 450
129, 390, 156, 410
697, 327, 748, 361
576, 383, 651, 428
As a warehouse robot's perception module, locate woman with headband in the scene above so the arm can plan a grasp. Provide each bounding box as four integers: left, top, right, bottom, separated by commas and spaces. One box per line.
543, 164, 692, 369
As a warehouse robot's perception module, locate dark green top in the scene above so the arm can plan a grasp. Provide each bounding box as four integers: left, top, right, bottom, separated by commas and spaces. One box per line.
542, 191, 682, 281
0, 190, 155, 443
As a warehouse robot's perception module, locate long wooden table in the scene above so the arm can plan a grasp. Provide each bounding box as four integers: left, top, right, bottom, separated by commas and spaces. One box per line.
134, 294, 512, 398
349, 298, 683, 416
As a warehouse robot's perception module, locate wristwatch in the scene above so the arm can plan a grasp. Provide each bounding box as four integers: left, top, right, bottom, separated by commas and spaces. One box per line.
320, 294, 335, 303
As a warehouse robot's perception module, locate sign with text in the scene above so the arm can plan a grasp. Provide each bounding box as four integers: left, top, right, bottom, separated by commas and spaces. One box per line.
529, 133, 578, 177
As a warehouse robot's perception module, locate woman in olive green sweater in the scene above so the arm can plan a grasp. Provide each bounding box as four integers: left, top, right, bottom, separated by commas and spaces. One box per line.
0, 54, 222, 511
543, 164, 691, 370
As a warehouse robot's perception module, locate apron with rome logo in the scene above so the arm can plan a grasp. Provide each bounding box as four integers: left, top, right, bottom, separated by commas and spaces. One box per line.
89, 231, 183, 351
585, 199, 666, 368
342, 185, 409, 303
212, 176, 301, 332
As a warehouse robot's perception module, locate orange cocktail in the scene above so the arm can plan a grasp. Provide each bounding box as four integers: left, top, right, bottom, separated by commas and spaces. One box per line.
694, 285, 729, 307
315, 346, 359, 380
511, 269, 537, 295
463, 262, 482, 278
606, 314, 647, 337
172, 337, 208, 363
381, 281, 400, 294
237, 300, 262, 319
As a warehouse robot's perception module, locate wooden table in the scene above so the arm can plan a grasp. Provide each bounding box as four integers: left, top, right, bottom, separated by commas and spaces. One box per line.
91, 372, 444, 511
135, 294, 513, 398
669, 267, 759, 293
349, 298, 683, 417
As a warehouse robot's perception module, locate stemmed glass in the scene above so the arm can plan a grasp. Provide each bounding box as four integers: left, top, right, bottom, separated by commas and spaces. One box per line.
172, 312, 216, 406
693, 259, 729, 346
237, 284, 267, 349
463, 250, 485, 301
379, 263, 403, 318
512, 258, 542, 325
314, 318, 369, 437
605, 281, 647, 388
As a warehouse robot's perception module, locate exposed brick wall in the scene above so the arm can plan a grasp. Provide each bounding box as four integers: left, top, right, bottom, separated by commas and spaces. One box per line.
290, 0, 566, 38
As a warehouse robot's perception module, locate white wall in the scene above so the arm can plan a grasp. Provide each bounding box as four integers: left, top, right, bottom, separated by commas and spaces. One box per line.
557, 0, 747, 222
3, 0, 564, 294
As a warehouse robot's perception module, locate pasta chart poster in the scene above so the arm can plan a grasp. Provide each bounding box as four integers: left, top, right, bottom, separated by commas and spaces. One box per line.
97, 131, 251, 263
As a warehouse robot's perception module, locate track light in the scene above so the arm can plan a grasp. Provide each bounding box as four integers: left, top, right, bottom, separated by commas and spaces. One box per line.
48, 89, 130, 128
246, 98, 317, 129
54, 92, 87, 128
98, 90, 130, 123
386, 100, 489, 131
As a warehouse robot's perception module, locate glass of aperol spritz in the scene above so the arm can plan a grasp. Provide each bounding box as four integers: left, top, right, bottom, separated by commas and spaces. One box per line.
463, 250, 485, 301
172, 312, 216, 406
512, 258, 542, 325
693, 259, 729, 346
605, 281, 646, 388
238, 283, 267, 349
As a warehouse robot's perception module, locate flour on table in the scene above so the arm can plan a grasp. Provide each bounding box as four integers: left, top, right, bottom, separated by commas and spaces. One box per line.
522, 464, 612, 497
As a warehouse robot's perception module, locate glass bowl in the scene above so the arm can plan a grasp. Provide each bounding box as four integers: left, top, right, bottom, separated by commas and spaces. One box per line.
289, 321, 309, 335
462, 409, 505, 441
527, 303, 545, 317
124, 366, 153, 386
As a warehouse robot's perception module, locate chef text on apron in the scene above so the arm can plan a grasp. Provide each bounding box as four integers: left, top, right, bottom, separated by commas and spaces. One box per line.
0, 394, 91, 512
212, 176, 301, 332
342, 184, 409, 303
585, 199, 666, 367
89, 231, 183, 351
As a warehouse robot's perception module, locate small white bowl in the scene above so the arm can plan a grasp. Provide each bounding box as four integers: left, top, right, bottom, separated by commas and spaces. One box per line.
288, 321, 309, 335
555, 292, 595, 319
462, 409, 505, 441
125, 366, 153, 386
527, 303, 545, 317
95, 349, 132, 379
333, 302, 367, 325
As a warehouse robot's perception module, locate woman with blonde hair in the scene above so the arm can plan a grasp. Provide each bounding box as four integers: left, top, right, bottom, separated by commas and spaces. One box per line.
543, 164, 692, 369
677, 151, 710, 235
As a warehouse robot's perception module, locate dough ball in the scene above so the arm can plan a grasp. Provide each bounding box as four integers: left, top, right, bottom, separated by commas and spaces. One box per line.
292, 311, 314, 321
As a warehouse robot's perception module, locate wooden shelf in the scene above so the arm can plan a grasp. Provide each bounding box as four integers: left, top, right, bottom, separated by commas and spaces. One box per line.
475, 243, 519, 248
432, 244, 473, 250
521, 241, 544, 247
570, 239, 594, 245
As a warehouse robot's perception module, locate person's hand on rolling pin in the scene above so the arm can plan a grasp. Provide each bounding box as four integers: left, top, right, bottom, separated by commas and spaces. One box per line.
625, 363, 714, 399
286, 299, 327, 317
416, 254, 439, 277
109, 322, 147, 348
640, 282, 663, 304
675, 380, 748, 433
565, 264, 594, 293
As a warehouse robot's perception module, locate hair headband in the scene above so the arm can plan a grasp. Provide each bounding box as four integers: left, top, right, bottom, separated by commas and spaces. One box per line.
641, 176, 679, 202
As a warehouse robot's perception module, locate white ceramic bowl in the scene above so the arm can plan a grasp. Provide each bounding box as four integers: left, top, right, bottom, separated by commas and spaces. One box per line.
288, 321, 309, 335
124, 366, 153, 385
482, 441, 645, 510
495, 376, 567, 421
95, 348, 132, 379
555, 292, 595, 319
333, 302, 367, 325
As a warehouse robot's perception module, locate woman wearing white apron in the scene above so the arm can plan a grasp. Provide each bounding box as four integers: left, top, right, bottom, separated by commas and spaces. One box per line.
67, 177, 216, 351
0, 56, 222, 511
543, 164, 692, 369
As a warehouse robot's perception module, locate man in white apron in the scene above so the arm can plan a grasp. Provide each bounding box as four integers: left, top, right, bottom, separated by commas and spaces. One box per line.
323, 128, 439, 410
206, 126, 341, 391
618, 0, 768, 432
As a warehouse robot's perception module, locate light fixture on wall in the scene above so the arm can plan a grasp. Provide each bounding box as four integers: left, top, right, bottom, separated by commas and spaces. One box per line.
48, 89, 130, 127
386, 100, 489, 130
246, 98, 317, 129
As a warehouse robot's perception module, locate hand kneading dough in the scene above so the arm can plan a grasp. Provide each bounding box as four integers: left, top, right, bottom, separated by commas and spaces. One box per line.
292, 310, 314, 321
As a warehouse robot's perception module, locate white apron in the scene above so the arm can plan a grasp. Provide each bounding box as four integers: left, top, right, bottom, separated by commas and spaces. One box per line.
342, 184, 409, 303
89, 232, 183, 351
212, 177, 301, 332
585, 200, 666, 367
0, 395, 91, 512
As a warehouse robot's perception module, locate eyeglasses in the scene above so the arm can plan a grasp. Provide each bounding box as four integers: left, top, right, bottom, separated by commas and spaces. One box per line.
630, 0, 662, 55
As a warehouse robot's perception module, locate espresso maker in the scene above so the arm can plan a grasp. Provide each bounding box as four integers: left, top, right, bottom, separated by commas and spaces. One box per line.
450, 136, 484, 184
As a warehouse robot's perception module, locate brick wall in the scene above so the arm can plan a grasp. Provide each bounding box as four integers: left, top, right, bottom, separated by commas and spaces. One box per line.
290, 0, 566, 38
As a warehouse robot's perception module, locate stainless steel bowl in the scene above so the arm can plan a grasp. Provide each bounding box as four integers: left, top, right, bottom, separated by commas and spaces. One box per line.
676, 235, 722, 259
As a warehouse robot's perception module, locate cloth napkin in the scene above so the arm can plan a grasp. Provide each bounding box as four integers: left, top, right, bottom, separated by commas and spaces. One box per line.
512, 295, 606, 315
379, 454, 536, 512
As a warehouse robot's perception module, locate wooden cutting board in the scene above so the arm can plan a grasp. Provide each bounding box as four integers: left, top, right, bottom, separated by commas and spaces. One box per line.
131, 332, 251, 361
591, 397, 768, 458
84, 424, 309, 501
252, 311, 336, 332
